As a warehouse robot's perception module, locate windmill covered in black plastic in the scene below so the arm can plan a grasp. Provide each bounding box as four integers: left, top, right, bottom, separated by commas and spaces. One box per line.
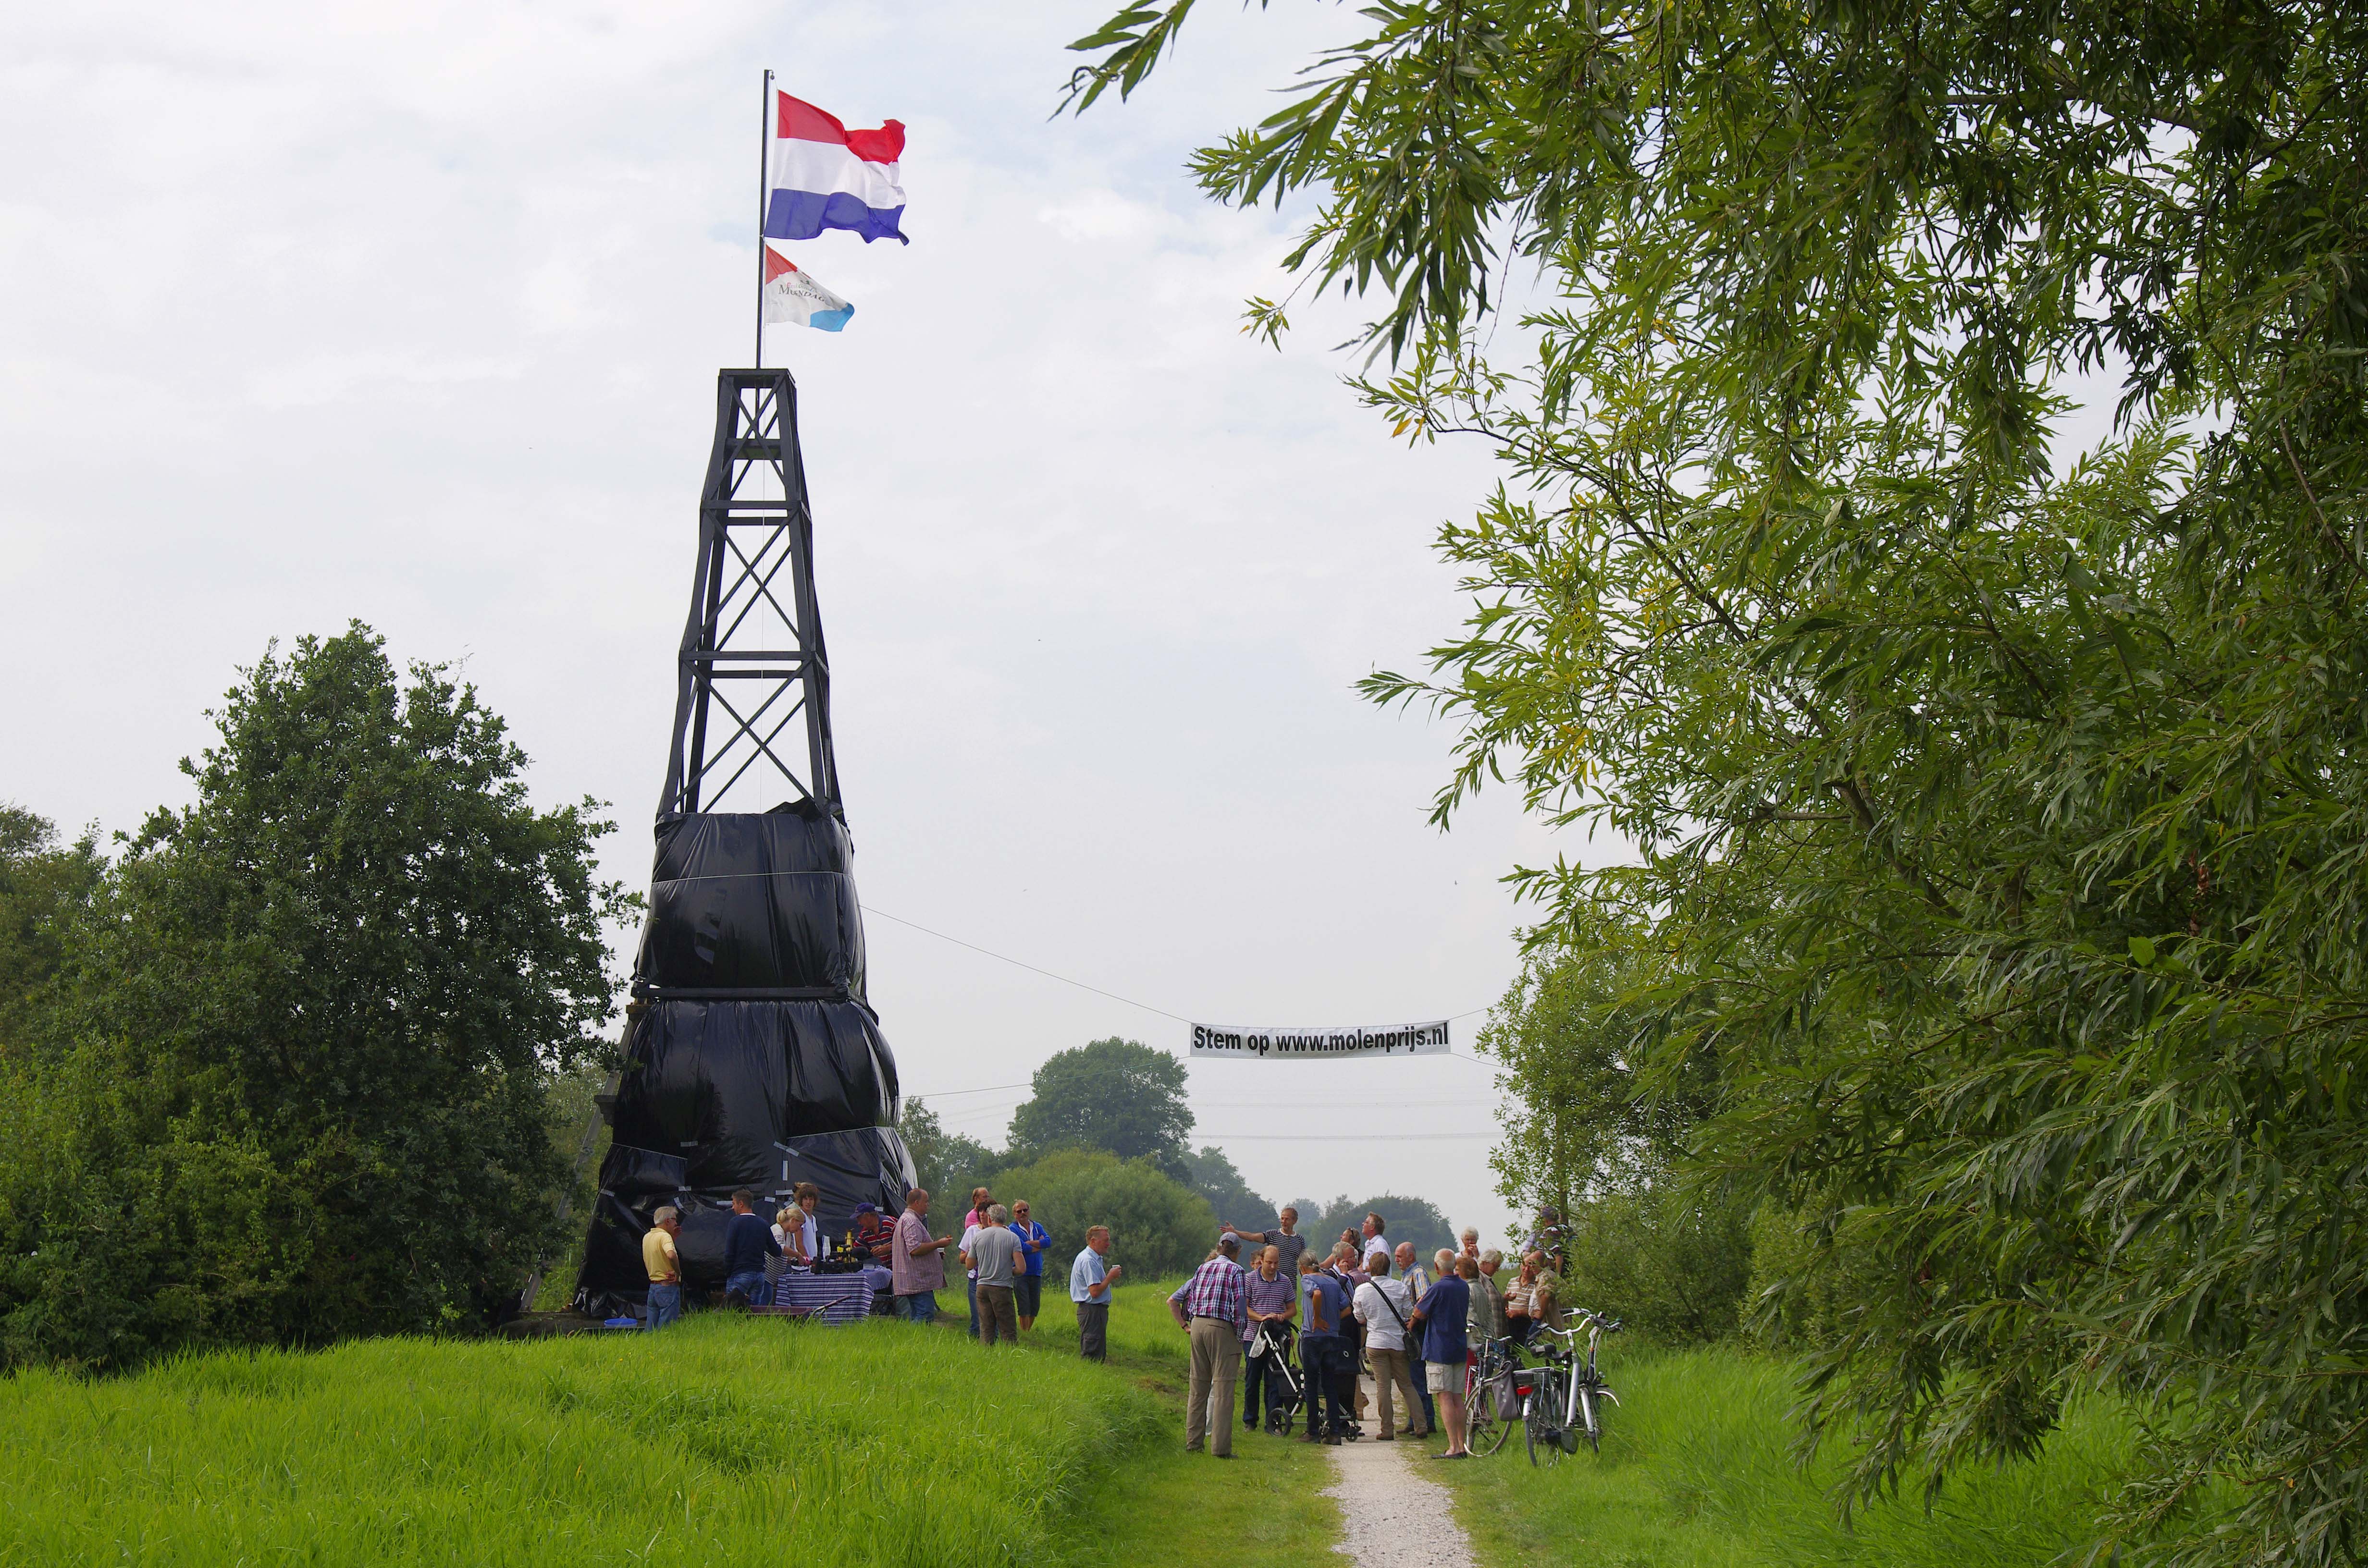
573, 369, 914, 1316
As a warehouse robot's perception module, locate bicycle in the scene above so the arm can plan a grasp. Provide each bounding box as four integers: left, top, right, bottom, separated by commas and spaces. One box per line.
1464, 1336, 1522, 1456
1519, 1309, 1622, 1465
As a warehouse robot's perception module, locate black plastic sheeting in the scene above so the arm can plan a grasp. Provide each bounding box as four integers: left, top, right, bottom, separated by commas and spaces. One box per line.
573, 803, 916, 1319
637, 809, 868, 998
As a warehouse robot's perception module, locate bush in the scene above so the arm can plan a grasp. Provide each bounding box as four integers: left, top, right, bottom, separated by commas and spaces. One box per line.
990, 1148, 1215, 1279
1557, 1184, 1754, 1344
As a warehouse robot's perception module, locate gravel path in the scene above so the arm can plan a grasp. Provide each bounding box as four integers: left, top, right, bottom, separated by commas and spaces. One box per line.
1321, 1377, 1480, 1568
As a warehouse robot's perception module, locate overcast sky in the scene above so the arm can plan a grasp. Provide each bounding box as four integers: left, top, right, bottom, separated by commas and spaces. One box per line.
1, 0, 1597, 1247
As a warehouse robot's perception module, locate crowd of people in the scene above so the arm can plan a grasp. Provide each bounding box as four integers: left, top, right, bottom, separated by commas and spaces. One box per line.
637, 1188, 1576, 1464
1168, 1205, 1571, 1460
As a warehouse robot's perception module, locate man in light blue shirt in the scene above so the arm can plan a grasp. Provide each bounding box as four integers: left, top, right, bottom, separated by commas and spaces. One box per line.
1069, 1225, 1122, 1361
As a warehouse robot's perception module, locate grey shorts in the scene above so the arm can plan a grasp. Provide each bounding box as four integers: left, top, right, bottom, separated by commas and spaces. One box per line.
1427, 1359, 1463, 1394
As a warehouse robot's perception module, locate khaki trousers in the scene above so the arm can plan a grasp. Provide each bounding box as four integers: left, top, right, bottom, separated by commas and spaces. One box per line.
1368, 1347, 1427, 1438
1186, 1317, 1241, 1456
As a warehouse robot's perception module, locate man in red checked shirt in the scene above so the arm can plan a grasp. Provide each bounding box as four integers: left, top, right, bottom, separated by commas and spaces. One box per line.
1168, 1233, 1249, 1458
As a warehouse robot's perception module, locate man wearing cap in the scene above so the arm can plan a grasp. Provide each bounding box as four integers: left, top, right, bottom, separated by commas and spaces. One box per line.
850, 1202, 894, 1265
641, 1207, 683, 1331
1168, 1233, 1249, 1457
891, 1188, 954, 1323
1070, 1225, 1122, 1360
1009, 1200, 1049, 1332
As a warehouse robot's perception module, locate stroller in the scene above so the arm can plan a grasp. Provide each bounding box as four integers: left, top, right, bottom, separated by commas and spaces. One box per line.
1246, 1320, 1305, 1434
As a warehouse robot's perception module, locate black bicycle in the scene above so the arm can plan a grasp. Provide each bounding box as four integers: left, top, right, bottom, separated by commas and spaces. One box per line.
1465, 1335, 1521, 1456
1518, 1309, 1622, 1464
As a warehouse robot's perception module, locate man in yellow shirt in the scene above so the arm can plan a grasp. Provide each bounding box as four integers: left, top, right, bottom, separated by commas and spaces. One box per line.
641, 1206, 684, 1330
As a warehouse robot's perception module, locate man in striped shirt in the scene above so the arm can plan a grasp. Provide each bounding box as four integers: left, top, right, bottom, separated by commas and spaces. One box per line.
1168, 1234, 1249, 1457
1240, 1244, 1299, 1434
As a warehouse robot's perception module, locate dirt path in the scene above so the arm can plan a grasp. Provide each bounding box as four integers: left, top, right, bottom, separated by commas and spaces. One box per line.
1320, 1376, 1480, 1568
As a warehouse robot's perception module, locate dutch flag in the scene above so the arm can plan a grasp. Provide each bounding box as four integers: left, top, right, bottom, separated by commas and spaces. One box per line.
766, 92, 907, 245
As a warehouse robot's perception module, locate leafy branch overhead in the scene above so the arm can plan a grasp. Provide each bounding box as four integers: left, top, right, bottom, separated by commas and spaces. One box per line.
1070, 4, 2368, 1567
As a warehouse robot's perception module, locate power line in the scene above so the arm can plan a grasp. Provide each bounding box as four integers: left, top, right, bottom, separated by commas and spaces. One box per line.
861, 902, 1500, 1034
862, 905, 1195, 1023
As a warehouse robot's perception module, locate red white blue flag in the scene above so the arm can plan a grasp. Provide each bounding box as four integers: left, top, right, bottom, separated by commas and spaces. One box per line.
766, 92, 907, 245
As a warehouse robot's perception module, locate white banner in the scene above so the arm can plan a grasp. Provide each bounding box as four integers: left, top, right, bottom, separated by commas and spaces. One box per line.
1188, 1021, 1450, 1060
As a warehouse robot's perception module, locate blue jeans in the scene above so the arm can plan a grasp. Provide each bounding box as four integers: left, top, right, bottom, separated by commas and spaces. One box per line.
643, 1283, 682, 1330
726, 1270, 771, 1306
896, 1291, 939, 1323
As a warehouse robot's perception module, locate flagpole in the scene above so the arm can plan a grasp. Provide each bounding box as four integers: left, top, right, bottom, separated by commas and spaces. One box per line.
755, 67, 772, 368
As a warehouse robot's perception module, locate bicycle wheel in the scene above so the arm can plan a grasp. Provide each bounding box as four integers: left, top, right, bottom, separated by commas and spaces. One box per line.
1525, 1370, 1566, 1467
1469, 1361, 1511, 1456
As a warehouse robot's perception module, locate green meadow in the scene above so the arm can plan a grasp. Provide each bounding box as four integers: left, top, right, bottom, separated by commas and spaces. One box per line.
1440, 1344, 2165, 1568
0, 1279, 2171, 1568
0, 1279, 1337, 1568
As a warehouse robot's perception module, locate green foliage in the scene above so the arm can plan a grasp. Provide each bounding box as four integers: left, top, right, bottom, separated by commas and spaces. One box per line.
900, 1097, 1001, 1206
1, 625, 629, 1369
1477, 943, 1749, 1340
0, 1313, 1165, 1566
1559, 1184, 1755, 1346
1477, 942, 1717, 1223
1184, 1143, 1272, 1229
990, 1147, 1215, 1279
1069, 3, 2368, 1563
0, 805, 101, 1034
1007, 1036, 1193, 1178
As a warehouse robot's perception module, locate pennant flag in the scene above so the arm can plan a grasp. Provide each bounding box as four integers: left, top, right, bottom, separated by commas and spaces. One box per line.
763, 245, 853, 331
767, 92, 907, 245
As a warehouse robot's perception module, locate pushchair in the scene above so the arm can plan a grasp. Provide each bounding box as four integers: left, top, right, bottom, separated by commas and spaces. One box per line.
1246, 1320, 1304, 1434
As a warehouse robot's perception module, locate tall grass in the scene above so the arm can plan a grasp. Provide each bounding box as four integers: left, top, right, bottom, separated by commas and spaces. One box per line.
0, 1312, 1161, 1567
1446, 1344, 2169, 1568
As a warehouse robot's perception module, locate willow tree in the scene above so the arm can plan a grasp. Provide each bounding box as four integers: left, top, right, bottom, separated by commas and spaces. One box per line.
1070, 4, 2368, 1563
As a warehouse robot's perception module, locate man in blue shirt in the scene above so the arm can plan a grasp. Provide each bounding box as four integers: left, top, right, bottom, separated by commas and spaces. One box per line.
722, 1188, 782, 1306
1410, 1250, 1474, 1458
1069, 1225, 1122, 1360
1009, 1200, 1050, 1332
1295, 1253, 1354, 1444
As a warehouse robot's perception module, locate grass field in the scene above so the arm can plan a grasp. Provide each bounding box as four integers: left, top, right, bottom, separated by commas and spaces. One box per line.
1439, 1343, 2162, 1568
1, 1273, 2175, 1568
0, 1273, 1333, 1568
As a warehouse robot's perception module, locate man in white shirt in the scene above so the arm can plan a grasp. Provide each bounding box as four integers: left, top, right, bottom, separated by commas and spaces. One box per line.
1395, 1240, 1439, 1434
1353, 1250, 1427, 1439
1069, 1225, 1123, 1361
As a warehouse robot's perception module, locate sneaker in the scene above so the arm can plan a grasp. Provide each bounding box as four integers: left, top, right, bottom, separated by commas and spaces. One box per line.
1375, 1434, 1395, 1442
1323, 1434, 1343, 1446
